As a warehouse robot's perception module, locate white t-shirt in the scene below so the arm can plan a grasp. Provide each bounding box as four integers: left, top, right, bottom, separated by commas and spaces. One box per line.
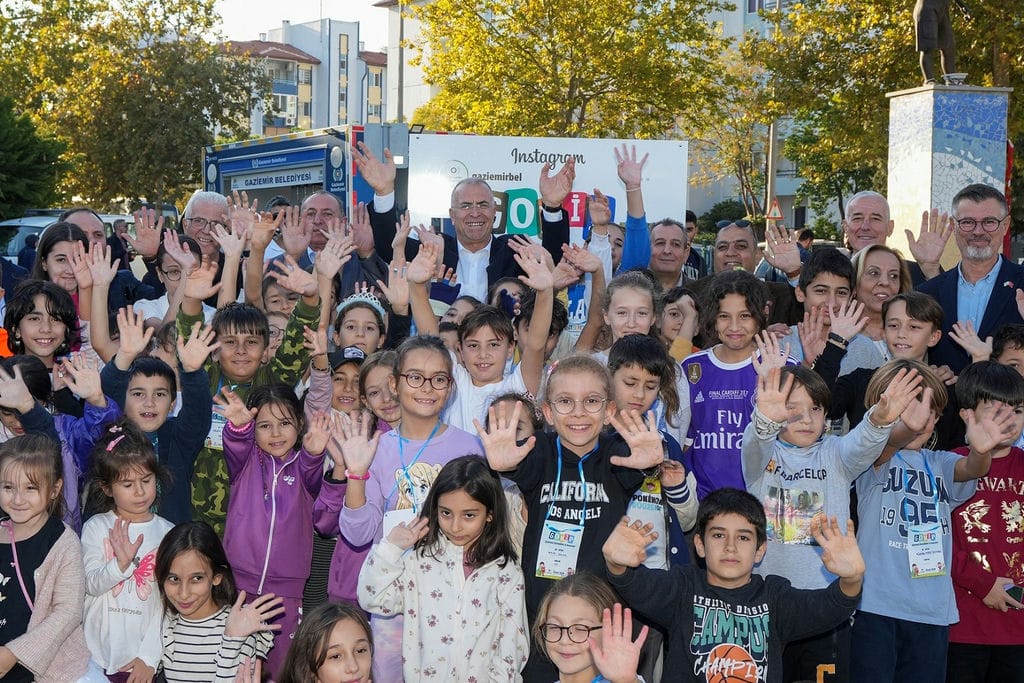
444, 352, 527, 432
132, 294, 215, 325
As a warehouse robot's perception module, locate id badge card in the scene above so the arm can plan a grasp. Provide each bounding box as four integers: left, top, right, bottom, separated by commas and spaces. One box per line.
907, 523, 946, 578
383, 508, 417, 539
206, 411, 227, 450
536, 520, 584, 579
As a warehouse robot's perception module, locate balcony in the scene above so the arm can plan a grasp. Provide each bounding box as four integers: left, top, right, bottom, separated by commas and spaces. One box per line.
272, 79, 298, 96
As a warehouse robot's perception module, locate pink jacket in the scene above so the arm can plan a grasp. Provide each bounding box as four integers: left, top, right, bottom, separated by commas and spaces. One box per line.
6, 524, 91, 682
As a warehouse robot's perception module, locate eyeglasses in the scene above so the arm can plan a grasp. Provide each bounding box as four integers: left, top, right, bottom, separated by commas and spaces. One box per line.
186, 216, 226, 232
268, 325, 284, 339
540, 623, 603, 644
549, 396, 607, 415
954, 215, 1008, 232
716, 219, 752, 229
159, 267, 183, 281
454, 201, 493, 211
400, 372, 451, 390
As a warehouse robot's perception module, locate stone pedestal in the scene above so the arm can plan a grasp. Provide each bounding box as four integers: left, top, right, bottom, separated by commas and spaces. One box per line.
886, 84, 1012, 269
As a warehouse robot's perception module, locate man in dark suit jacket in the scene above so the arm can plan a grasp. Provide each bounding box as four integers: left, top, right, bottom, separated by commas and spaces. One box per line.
355, 142, 571, 301
917, 184, 1022, 373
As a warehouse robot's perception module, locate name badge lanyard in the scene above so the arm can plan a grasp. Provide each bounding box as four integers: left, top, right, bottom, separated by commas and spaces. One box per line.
541, 437, 599, 528
387, 420, 441, 514
894, 450, 940, 515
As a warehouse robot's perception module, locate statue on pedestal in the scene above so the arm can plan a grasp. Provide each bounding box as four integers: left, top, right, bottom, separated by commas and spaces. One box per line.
913, 0, 970, 84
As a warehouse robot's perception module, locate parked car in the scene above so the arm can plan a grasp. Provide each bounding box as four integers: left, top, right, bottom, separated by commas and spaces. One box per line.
0, 215, 58, 266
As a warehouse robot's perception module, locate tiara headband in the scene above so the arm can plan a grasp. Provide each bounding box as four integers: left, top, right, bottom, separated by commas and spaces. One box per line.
336, 290, 387, 322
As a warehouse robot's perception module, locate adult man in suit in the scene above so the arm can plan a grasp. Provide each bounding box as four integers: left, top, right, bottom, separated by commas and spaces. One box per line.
357, 142, 570, 301
917, 184, 1022, 373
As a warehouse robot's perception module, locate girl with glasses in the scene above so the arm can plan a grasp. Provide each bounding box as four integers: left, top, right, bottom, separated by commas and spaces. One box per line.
477, 353, 664, 681
333, 335, 484, 681
357, 455, 529, 681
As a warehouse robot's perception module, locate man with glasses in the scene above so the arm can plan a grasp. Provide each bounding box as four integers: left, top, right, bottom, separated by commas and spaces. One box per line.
918, 184, 1022, 372
356, 142, 570, 302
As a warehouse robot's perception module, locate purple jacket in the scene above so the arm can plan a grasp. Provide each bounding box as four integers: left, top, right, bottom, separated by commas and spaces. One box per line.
54, 398, 122, 532
222, 421, 324, 599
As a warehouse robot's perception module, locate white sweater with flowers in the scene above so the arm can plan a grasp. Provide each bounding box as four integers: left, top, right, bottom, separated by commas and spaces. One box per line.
358, 536, 529, 682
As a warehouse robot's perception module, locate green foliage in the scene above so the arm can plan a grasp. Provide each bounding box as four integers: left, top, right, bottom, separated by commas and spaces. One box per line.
0, 0, 268, 207
698, 198, 746, 234
407, 0, 729, 138
0, 97, 67, 221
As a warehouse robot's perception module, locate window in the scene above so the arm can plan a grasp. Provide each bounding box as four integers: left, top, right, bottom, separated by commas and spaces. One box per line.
299, 67, 311, 84
302, 101, 311, 117
370, 70, 382, 88
338, 35, 348, 73
367, 103, 383, 121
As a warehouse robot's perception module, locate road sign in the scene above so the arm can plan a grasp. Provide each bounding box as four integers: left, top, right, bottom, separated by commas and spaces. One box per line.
766, 197, 784, 220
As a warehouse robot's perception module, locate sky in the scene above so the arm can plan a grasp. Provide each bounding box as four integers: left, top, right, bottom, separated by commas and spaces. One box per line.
214, 0, 388, 51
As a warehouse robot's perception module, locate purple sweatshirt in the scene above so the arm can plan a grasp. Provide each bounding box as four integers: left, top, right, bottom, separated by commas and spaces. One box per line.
222, 421, 324, 599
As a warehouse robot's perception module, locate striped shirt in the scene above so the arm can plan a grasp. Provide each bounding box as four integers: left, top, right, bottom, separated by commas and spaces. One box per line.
161, 606, 272, 682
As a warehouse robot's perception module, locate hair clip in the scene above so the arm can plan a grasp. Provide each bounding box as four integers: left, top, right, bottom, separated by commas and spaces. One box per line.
106, 435, 126, 452
109, 425, 123, 434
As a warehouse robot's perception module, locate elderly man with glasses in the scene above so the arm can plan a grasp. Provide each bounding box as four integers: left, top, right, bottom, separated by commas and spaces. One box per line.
917, 184, 1022, 372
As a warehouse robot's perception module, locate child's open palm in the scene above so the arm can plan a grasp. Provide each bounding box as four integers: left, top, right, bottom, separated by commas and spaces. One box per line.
872, 368, 923, 425
812, 516, 865, 580
61, 352, 104, 405
215, 388, 257, 428
514, 249, 555, 291
828, 300, 868, 342
406, 240, 441, 285
116, 307, 155, 359
0, 365, 36, 415
589, 604, 648, 683
303, 412, 333, 456
752, 330, 791, 377
224, 591, 285, 638
339, 410, 381, 476
269, 255, 317, 297
474, 401, 536, 472
178, 321, 219, 373
603, 517, 657, 571
386, 516, 429, 550
608, 410, 664, 470
964, 403, 1020, 455
183, 256, 222, 301
755, 367, 793, 424
86, 242, 118, 288
108, 517, 144, 573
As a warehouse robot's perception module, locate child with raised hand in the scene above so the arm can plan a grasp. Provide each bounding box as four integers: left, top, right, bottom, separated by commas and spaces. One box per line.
947, 362, 1024, 681
0, 435, 92, 681
533, 573, 648, 683
741, 363, 922, 682
82, 423, 174, 682
100, 305, 216, 524
681, 272, 798, 499
334, 335, 483, 680
277, 602, 373, 683
357, 455, 529, 681
476, 354, 665, 681
406, 238, 555, 430
156, 521, 283, 682
603, 489, 866, 683
851, 359, 1021, 683
217, 384, 330, 675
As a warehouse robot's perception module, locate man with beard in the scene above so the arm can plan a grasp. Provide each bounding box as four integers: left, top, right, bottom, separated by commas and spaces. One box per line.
918, 184, 1023, 372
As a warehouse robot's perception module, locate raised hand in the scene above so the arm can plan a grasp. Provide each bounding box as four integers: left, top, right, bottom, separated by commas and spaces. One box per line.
182, 255, 222, 302
751, 330, 791, 377
162, 229, 197, 273
108, 517, 145, 572
614, 144, 648, 190
589, 189, 612, 226
797, 308, 826, 366
376, 258, 410, 312
215, 387, 257, 428
86, 241, 118, 289
949, 321, 993, 362
303, 412, 333, 456
177, 321, 219, 373
353, 141, 397, 195
828, 300, 868, 342
338, 410, 382, 476
515, 248, 555, 291
412, 224, 445, 257
871, 368, 923, 425
607, 410, 664, 469
907, 209, 954, 272
763, 222, 801, 276
0, 365, 36, 415
474, 400, 537, 472
248, 211, 283, 254
116, 307, 156, 360
393, 210, 413, 257
315, 224, 356, 281
931, 364, 958, 386
302, 325, 329, 359
127, 208, 165, 259
589, 604, 648, 683
561, 243, 602, 274
70, 241, 93, 290
899, 387, 934, 433
755, 367, 794, 424
602, 517, 657, 573
812, 516, 865, 581
350, 202, 376, 258
269, 256, 317, 297
224, 591, 286, 638
406, 240, 441, 285
211, 222, 248, 263
551, 259, 583, 289
386, 516, 429, 550
964, 403, 1021, 455
539, 158, 576, 208
227, 190, 259, 238
61, 351, 105, 406
279, 205, 311, 258
509, 234, 555, 270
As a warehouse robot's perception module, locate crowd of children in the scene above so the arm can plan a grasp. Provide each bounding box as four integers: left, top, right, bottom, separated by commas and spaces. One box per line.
2, 171, 1024, 683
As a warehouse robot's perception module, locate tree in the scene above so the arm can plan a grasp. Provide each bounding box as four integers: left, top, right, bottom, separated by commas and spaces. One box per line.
0, 0, 267, 207
0, 97, 67, 221
406, 0, 728, 139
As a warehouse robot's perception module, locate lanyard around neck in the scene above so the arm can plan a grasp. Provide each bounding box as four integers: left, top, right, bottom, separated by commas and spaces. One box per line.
543, 437, 600, 527
388, 420, 442, 513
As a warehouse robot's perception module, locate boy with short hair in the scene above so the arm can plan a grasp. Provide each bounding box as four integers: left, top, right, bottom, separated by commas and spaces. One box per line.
100, 307, 216, 524
514, 289, 568, 363
947, 361, 1024, 681
407, 239, 554, 431
603, 487, 865, 683
993, 324, 1024, 374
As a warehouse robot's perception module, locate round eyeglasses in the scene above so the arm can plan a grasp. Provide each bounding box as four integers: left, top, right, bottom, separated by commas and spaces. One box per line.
954, 215, 1008, 232
549, 397, 607, 415
399, 372, 451, 390
540, 623, 603, 644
